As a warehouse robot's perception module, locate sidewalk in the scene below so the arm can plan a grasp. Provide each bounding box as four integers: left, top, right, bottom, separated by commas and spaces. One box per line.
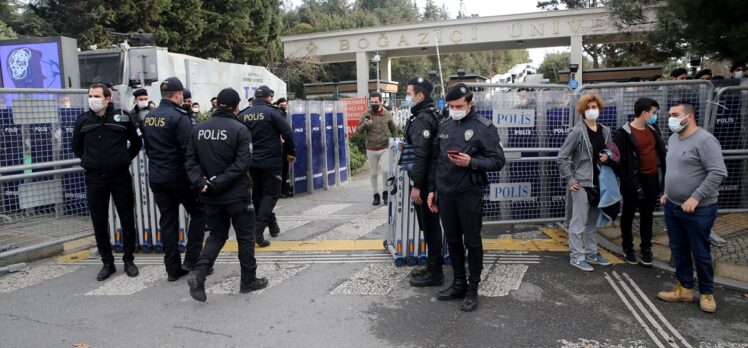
597, 213, 748, 284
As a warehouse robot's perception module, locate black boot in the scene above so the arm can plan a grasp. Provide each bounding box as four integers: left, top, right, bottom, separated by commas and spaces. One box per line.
372, 193, 381, 206
168, 269, 189, 282
409, 260, 444, 287
269, 219, 281, 238
382, 191, 388, 205
96, 262, 116, 281
240, 277, 269, 293
436, 277, 467, 301
460, 287, 478, 312
124, 261, 139, 277
256, 239, 271, 248
187, 266, 208, 302
409, 266, 429, 279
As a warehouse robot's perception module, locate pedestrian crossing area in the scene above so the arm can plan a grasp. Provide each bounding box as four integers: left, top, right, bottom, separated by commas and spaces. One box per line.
0, 251, 541, 298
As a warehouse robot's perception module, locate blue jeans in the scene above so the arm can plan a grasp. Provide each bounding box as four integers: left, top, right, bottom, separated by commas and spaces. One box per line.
663, 201, 718, 294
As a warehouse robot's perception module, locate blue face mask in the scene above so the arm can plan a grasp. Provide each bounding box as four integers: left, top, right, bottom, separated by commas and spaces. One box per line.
404, 96, 414, 108
646, 113, 657, 125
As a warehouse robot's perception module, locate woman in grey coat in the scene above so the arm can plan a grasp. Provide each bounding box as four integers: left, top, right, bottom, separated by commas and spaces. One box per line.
558, 94, 613, 272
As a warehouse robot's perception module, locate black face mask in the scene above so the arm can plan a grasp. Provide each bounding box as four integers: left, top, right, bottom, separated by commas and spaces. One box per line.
182, 103, 192, 112
371, 104, 381, 112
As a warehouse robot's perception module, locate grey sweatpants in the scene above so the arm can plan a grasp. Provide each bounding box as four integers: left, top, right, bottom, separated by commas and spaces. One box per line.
568, 189, 600, 262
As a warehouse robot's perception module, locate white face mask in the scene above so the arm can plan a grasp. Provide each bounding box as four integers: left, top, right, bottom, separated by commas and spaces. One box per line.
191, 107, 199, 113
735, 71, 745, 79
450, 109, 467, 121
668, 114, 690, 133
89, 97, 105, 112
584, 109, 599, 121
136, 100, 148, 109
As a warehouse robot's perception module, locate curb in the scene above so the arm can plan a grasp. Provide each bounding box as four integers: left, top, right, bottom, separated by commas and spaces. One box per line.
595, 233, 748, 293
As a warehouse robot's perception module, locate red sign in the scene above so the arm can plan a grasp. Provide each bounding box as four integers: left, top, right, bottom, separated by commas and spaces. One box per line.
339, 97, 367, 136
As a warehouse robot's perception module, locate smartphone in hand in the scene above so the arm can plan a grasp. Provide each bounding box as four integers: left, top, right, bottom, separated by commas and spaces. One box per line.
447, 150, 459, 156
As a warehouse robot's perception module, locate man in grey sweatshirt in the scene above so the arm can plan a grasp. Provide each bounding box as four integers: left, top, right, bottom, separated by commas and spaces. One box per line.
657, 102, 727, 314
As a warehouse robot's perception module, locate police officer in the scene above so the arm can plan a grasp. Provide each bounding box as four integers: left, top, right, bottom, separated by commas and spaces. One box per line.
427, 83, 505, 311
240, 85, 295, 247
402, 77, 444, 288
141, 77, 206, 281
185, 88, 268, 302
72, 83, 142, 281
274, 98, 293, 197
182, 89, 198, 126
129, 88, 150, 126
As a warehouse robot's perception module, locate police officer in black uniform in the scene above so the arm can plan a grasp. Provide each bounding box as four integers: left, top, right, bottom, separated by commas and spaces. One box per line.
427, 83, 506, 312
141, 77, 206, 281
402, 77, 444, 288
72, 83, 142, 281
182, 89, 198, 127
240, 85, 295, 247
129, 88, 150, 127
185, 87, 268, 302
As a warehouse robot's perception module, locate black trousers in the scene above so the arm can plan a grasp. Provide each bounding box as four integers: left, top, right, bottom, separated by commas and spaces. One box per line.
281, 148, 290, 191
85, 170, 136, 264
150, 181, 206, 276
414, 189, 443, 264
438, 187, 484, 288
250, 167, 281, 240
621, 174, 660, 252
196, 201, 257, 279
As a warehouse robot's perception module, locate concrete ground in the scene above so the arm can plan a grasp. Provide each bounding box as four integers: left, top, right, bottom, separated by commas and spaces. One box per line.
1, 173, 746, 347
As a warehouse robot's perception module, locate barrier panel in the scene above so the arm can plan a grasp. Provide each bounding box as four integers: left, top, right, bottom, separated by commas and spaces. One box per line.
308, 101, 325, 191
710, 86, 748, 212
0, 89, 91, 256
289, 101, 310, 195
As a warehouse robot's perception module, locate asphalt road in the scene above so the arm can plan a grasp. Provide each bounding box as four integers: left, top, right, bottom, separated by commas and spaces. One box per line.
1, 174, 746, 347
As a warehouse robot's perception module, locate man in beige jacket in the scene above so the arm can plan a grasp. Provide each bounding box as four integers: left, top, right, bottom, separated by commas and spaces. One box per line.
356, 91, 398, 205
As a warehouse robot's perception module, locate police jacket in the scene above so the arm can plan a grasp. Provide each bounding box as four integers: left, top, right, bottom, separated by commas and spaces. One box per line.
128, 106, 149, 128
239, 99, 295, 168
185, 110, 252, 204
612, 122, 666, 196
404, 98, 439, 192
72, 104, 141, 174
140, 99, 193, 184
433, 108, 506, 195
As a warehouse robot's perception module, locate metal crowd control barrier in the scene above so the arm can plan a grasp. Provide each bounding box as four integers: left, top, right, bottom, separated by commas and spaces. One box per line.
469, 83, 573, 225
0, 89, 92, 259
288, 100, 350, 196
710, 85, 748, 213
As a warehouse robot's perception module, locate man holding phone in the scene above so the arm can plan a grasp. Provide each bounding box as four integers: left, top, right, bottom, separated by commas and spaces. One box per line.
427, 83, 506, 312
356, 91, 398, 205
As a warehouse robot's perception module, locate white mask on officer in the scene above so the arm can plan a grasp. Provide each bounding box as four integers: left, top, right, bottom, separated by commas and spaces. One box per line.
450, 109, 468, 121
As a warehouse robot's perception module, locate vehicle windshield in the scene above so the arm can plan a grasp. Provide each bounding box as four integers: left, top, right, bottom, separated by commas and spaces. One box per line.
79, 52, 123, 87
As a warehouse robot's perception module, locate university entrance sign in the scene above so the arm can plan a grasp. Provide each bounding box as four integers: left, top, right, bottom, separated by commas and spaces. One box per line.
282, 7, 654, 96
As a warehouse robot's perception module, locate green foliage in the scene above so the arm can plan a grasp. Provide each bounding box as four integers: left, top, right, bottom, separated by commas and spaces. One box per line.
538, 52, 593, 83
0, 20, 16, 39
349, 130, 366, 154
608, 0, 748, 63
348, 144, 367, 172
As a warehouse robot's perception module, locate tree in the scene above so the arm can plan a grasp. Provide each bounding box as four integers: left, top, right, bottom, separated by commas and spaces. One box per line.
608, 0, 748, 63
538, 52, 592, 83
536, 0, 666, 68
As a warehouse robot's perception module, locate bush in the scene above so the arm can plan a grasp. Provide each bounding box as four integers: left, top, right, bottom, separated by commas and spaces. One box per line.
349, 131, 366, 153
349, 144, 367, 171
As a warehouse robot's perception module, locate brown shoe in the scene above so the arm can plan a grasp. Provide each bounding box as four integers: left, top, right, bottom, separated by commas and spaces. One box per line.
657, 282, 694, 303
699, 294, 716, 313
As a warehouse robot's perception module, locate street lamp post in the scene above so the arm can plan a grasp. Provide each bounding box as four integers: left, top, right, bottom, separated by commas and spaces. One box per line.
372, 53, 381, 93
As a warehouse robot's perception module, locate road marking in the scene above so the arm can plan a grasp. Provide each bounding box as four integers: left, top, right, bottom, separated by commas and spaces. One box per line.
220, 239, 386, 252
611, 271, 677, 347
207, 263, 309, 295
57, 249, 93, 263
85, 266, 165, 296
604, 272, 667, 348
0, 264, 82, 293
558, 339, 648, 348
301, 204, 351, 216
479, 264, 528, 297
276, 220, 310, 234
621, 272, 693, 348
331, 263, 410, 296
316, 218, 385, 240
